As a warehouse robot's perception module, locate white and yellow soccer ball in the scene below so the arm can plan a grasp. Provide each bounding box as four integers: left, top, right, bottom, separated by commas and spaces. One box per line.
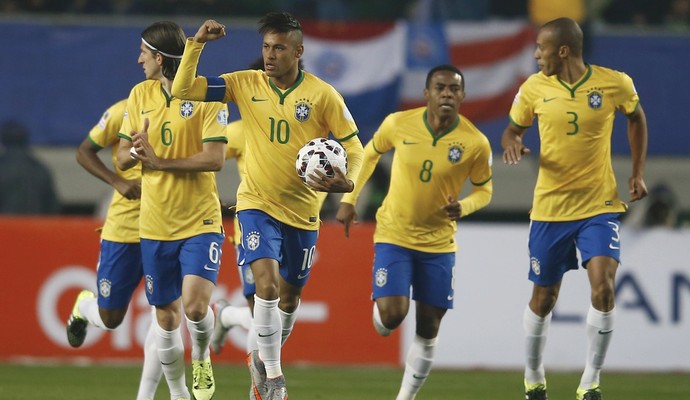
295, 138, 348, 186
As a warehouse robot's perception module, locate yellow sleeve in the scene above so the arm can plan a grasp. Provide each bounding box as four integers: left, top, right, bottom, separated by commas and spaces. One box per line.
171, 39, 210, 101
459, 142, 493, 217
340, 134, 364, 189
341, 139, 382, 205
459, 179, 492, 217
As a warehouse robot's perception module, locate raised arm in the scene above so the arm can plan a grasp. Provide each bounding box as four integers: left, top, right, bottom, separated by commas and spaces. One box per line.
171, 20, 227, 101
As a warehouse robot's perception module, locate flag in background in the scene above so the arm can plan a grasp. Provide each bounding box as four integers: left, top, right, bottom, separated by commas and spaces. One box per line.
401, 20, 537, 121
302, 21, 407, 140
302, 20, 535, 142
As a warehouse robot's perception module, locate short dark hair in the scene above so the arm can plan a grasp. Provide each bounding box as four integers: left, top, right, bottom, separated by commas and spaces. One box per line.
542, 17, 583, 57
425, 64, 465, 90
141, 21, 186, 80
258, 12, 303, 42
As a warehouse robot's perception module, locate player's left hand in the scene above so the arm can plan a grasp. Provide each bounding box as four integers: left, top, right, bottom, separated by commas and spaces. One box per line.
441, 195, 462, 220
132, 118, 162, 170
306, 167, 354, 193
628, 175, 648, 202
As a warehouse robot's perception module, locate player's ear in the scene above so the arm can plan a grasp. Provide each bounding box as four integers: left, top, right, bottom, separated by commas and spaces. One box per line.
295, 44, 304, 59
558, 44, 570, 58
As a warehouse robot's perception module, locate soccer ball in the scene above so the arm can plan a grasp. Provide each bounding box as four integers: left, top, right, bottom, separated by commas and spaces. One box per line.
295, 138, 348, 186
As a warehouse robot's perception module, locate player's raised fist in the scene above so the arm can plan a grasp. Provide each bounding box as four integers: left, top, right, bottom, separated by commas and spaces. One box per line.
194, 20, 226, 43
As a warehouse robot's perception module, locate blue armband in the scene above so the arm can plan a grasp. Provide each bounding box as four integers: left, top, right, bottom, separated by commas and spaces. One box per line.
206, 77, 226, 102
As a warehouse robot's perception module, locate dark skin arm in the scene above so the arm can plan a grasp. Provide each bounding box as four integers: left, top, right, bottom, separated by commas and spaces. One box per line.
76, 137, 140, 200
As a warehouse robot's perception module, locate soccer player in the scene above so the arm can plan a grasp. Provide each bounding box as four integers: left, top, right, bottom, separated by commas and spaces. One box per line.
116, 21, 229, 400
172, 12, 364, 399
210, 58, 327, 358
501, 17, 648, 400
337, 64, 493, 400
213, 119, 329, 356
67, 99, 162, 400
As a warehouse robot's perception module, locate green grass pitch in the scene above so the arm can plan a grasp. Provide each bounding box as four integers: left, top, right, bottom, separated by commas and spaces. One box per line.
1, 363, 688, 399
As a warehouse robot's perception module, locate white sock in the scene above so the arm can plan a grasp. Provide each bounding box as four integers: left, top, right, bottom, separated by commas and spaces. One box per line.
155, 323, 189, 399
523, 305, 551, 385
186, 306, 214, 361
136, 309, 163, 400
253, 295, 282, 378
396, 335, 438, 400
220, 305, 253, 331
579, 305, 615, 389
79, 297, 107, 330
278, 300, 299, 346
247, 321, 258, 353
373, 302, 392, 336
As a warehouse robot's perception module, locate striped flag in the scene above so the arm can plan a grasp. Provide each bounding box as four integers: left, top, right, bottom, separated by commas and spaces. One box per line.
301, 21, 406, 138
301, 20, 536, 141
402, 20, 536, 122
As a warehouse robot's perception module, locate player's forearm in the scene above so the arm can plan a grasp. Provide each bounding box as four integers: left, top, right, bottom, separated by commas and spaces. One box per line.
341, 141, 379, 205
157, 143, 226, 172
627, 107, 648, 178
340, 135, 364, 192
116, 140, 138, 171
459, 179, 493, 217
171, 39, 209, 101
76, 144, 118, 186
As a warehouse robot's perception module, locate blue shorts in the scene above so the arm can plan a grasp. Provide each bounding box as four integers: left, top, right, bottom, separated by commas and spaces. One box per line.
140, 233, 225, 306
237, 209, 318, 288
372, 243, 456, 309
96, 240, 143, 310
528, 213, 622, 286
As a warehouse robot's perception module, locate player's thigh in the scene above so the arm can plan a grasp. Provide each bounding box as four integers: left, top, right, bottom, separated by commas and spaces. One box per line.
141, 238, 183, 307
528, 220, 579, 285
577, 213, 622, 268
280, 224, 318, 288
236, 209, 283, 266
372, 243, 414, 301
411, 250, 455, 310
97, 240, 143, 310
179, 232, 225, 285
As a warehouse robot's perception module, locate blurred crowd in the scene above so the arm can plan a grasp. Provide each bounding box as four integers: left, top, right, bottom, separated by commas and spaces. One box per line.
1, 0, 689, 31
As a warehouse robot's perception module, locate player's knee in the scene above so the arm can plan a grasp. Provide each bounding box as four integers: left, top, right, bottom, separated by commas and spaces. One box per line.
379, 310, 405, 330
99, 309, 126, 330
184, 303, 209, 322
591, 284, 615, 309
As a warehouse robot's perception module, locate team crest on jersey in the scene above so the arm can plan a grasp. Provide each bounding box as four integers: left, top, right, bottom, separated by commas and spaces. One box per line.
375, 267, 388, 287
294, 98, 313, 122
99, 278, 112, 298
246, 231, 261, 251
448, 143, 463, 164
530, 257, 541, 275
145, 274, 154, 294
217, 109, 229, 126
180, 101, 194, 118
587, 88, 603, 110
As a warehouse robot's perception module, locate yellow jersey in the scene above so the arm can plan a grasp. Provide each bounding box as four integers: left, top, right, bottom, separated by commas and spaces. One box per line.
88, 99, 141, 243
119, 80, 229, 240
225, 119, 328, 245
173, 40, 363, 230
343, 107, 493, 252
509, 64, 639, 221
